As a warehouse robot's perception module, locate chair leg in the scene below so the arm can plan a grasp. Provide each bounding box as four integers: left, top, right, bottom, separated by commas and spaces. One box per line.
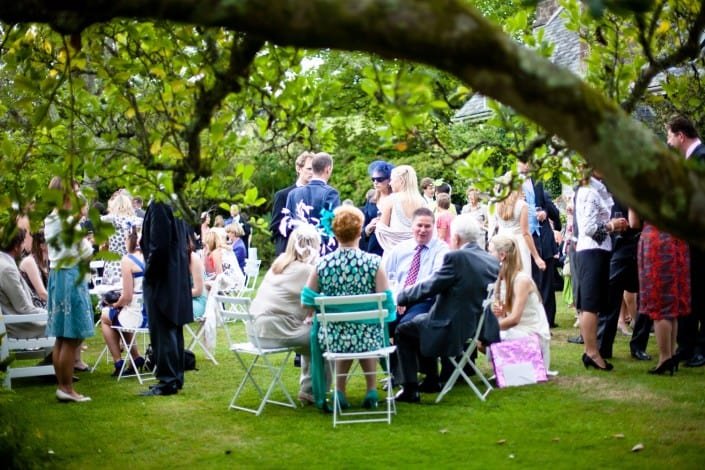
185, 323, 218, 365
436, 357, 462, 403
90, 345, 109, 373
115, 329, 155, 384
229, 352, 296, 415
332, 360, 339, 428
436, 348, 492, 403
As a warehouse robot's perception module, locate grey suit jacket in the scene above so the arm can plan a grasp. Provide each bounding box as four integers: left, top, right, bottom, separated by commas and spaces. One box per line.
0, 251, 47, 339
397, 243, 499, 357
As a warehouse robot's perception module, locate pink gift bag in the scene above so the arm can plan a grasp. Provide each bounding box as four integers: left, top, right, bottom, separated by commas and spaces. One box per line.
489, 334, 547, 388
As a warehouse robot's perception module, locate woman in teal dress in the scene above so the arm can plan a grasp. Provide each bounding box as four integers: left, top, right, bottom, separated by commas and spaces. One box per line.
45, 177, 94, 403
302, 205, 395, 409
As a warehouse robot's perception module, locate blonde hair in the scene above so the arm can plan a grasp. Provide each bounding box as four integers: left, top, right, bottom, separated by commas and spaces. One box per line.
204, 230, 227, 252
497, 190, 522, 221
271, 225, 321, 274
332, 205, 364, 244
225, 222, 244, 237
490, 234, 524, 314
391, 165, 426, 211
108, 193, 135, 218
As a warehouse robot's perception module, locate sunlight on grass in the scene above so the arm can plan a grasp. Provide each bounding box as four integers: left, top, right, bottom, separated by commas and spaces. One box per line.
2, 293, 705, 469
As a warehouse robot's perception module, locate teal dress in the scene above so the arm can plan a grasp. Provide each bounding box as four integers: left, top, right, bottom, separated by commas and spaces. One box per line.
302, 248, 396, 408
191, 274, 207, 320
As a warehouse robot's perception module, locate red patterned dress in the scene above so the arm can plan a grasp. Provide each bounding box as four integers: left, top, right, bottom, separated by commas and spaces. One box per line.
637, 223, 691, 321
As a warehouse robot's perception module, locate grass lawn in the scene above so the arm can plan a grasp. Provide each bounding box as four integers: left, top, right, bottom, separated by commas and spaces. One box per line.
2, 293, 704, 469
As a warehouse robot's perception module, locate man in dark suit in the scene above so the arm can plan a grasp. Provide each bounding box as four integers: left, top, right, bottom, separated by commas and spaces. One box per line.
285, 152, 340, 252
597, 198, 646, 360
518, 161, 562, 327
139, 202, 194, 395
269, 151, 314, 256
667, 115, 705, 367
394, 214, 499, 403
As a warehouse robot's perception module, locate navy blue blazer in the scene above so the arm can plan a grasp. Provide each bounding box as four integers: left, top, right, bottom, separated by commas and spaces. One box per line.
270, 183, 296, 255
285, 180, 340, 226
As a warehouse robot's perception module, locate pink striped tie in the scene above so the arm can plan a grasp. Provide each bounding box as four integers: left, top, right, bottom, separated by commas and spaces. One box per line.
404, 245, 425, 287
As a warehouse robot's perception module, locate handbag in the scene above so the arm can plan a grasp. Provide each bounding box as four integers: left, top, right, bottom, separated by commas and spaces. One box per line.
489, 334, 547, 388
562, 256, 571, 276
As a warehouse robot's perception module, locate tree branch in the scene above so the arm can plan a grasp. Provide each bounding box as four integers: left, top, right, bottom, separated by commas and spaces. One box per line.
622, 1, 705, 112
2, 0, 705, 245
175, 32, 263, 192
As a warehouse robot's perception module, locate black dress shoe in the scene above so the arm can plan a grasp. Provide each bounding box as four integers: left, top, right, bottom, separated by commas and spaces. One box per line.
685, 353, 705, 368
140, 385, 178, 396
567, 335, 584, 344
418, 380, 442, 393
631, 350, 652, 361
394, 387, 420, 403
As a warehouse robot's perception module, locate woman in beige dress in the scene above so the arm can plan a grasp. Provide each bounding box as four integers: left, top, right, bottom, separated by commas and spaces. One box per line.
248, 225, 321, 404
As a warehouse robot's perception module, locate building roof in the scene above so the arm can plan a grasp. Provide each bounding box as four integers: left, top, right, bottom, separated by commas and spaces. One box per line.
453, 7, 582, 122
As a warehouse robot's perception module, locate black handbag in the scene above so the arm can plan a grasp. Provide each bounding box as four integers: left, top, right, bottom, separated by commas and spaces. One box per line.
101, 290, 121, 305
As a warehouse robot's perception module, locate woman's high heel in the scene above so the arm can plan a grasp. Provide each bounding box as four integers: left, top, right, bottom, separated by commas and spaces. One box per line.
582, 353, 614, 371
648, 358, 675, 376
334, 390, 351, 409
362, 389, 379, 409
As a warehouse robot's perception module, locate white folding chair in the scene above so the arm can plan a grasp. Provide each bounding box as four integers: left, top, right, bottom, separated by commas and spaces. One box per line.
185, 317, 219, 365
435, 307, 493, 403
90, 341, 111, 372
111, 325, 155, 384
315, 293, 397, 427
216, 295, 297, 416
184, 271, 245, 365
237, 259, 261, 297
1, 312, 56, 389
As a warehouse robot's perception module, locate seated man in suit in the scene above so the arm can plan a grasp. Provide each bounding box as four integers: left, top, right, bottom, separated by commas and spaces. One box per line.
385, 207, 449, 323
384, 207, 448, 385
394, 214, 499, 403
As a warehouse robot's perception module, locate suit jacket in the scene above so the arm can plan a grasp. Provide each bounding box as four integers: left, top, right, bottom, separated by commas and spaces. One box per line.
140, 202, 193, 326
270, 183, 296, 255
0, 251, 46, 339
691, 142, 705, 162
285, 179, 340, 226
397, 243, 499, 357
531, 180, 561, 259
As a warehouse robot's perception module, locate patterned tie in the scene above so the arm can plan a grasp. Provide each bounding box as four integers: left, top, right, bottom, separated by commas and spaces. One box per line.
404, 245, 425, 287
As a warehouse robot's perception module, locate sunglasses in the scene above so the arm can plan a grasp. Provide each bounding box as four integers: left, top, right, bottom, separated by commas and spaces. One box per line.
371, 176, 388, 183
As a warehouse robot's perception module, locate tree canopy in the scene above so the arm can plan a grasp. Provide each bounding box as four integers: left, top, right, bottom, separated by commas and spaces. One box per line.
1, 0, 705, 247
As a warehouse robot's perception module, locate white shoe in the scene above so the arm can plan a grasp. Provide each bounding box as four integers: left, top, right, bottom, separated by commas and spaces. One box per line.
56, 389, 92, 402
546, 370, 559, 377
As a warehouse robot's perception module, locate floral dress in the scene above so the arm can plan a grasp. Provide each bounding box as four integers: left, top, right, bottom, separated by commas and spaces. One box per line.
102, 214, 140, 283
316, 248, 384, 353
